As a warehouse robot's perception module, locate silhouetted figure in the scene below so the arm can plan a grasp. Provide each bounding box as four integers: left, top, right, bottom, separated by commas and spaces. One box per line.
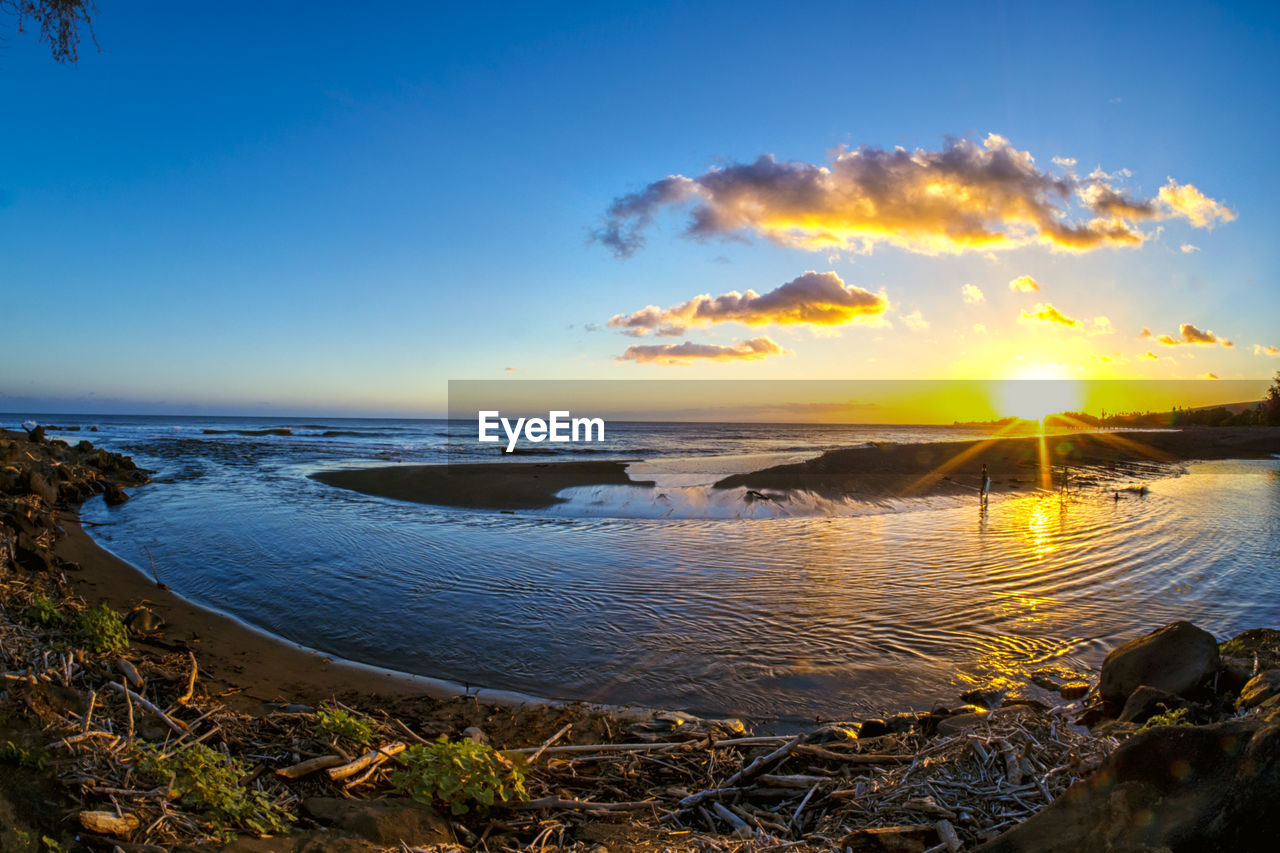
980, 463, 990, 507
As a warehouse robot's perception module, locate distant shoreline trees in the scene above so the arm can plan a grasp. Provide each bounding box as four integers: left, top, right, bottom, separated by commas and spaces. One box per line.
956, 373, 1280, 429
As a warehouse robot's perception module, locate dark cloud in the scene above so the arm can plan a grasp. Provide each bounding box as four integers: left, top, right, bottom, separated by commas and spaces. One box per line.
618, 336, 790, 364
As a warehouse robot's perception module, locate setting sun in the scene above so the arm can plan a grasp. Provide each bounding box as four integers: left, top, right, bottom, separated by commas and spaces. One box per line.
994, 379, 1084, 422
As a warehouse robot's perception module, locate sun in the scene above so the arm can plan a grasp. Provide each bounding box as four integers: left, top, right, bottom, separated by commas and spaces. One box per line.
994, 379, 1083, 422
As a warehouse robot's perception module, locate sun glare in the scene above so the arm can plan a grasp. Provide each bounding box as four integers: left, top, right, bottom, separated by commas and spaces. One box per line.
995, 380, 1083, 423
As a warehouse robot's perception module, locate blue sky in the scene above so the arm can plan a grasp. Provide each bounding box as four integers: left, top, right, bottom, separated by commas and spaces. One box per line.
1, 1, 1276, 415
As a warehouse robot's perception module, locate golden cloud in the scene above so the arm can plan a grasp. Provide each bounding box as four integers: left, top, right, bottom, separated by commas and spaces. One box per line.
1154, 323, 1232, 347
618, 336, 790, 365
961, 283, 985, 304
1019, 302, 1081, 328
1255, 344, 1280, 357
1017, 303, 1113, 335
608, 271, 888, 336
1009, 275, 1041, 292
1157, 181, 1236, 228
596, 134, 1233, 257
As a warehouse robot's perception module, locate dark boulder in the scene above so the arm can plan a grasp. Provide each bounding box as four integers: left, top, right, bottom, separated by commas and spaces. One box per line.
1239, 670, 1280, 709
302, 797, 453, 847
25, 425, 45, 444
1098, 621, 1219, 706
1116, 685, 1189, 725
976, 718, 1280, 853
103, 483, 129, 506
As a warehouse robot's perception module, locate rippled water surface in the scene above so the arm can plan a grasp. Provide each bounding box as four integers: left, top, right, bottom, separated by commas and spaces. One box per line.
15, 415, 1278, 725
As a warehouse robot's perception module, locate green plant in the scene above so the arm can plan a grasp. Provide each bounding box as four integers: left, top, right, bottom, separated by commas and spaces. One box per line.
313, 705, 374, 747
391, 736, 528, 815
1142, 706, 1193, 730
0, 739, 48, 770
27, 593, 62, 627
76, 603, 128, 653
133, 742, 290, 840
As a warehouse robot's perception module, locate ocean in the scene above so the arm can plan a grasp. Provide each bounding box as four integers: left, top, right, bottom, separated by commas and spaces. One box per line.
9, 413, 1279, 727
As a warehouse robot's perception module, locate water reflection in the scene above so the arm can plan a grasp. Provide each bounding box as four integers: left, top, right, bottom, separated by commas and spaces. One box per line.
83, 459, 1280, 723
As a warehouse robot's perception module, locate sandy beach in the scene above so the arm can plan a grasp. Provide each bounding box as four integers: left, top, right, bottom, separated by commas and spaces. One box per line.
311, 459, 653, 509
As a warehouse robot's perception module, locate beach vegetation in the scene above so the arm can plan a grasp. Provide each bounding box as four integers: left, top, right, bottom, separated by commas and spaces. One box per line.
75, 603, 129, 654
391, 736, 528, 815
27, 593, 63, 627
0, 739, 49, 770
133, 742, 291, 840
313, 704, 375, 747
1141, 707, 1193, 730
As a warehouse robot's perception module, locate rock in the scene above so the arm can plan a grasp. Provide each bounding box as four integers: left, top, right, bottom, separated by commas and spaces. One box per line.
960, 688, 1005, 710
462, 725, 489, 745
26, 425, 46, 444
103, 483, 129, 505
857, 718, 892, 738
1058, 683, 1089, 700
302, 797, 453, 846
1098, 621, 1220, 705
26, 471, 58, 504
626, 711, 746, 742
1220, 655, 1257, 694
840, 824, 939, 852
1238, 669, 1280, 709
1117, 685, 1189, 725
974, 718, 1280, 853
807, 723, 859, 744
1220, 628, 1280, 671
935, 704, 1040, 737
124, 606, 164, 636
78, 809, 139, 836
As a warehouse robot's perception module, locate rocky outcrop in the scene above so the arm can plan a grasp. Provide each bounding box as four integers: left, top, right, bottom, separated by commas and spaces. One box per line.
1097, 620, 1219, 705
976, 717, 1280, 853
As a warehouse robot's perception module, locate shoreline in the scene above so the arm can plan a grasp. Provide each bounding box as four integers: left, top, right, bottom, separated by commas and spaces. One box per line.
311, 459, 653, 510
4, 428, 1280, 850
309, 426, 1280, 510
57, 514, 549, 710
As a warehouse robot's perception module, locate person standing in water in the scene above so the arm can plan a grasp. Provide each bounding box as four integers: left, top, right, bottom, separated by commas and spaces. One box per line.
980, 463, 991, 507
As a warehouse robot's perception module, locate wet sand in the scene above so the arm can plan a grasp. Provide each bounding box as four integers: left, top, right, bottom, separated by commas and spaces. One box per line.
311, 460, 654, 509
310, 428, 1280, 509
716, 427, 1280, 499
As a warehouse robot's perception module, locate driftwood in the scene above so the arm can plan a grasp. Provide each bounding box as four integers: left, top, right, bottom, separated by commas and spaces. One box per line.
326, 742, 406, 781
107, 681, 187, 735
275, 754, 345, 779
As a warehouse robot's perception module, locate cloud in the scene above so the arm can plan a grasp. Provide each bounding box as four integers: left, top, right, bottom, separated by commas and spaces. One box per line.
1201, 372, 1220, 380
1009, 275, 1041, 292
961, 283, 985, 304
1139, 327, 1153, 339
504, 366, 518, 372
607, 271, 888, 336
973, 323, 987, 334
900, 310, 929, 330
1140, 351, 1160, 360
1157, 181, 1236, 228
1254, 344, 1280, 357
1153, 323, 1232, 347
595, 134, 1234, 257
618, 336, 790, 365
1018, 302, 1080, 328
1180, 243, 1200, 253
